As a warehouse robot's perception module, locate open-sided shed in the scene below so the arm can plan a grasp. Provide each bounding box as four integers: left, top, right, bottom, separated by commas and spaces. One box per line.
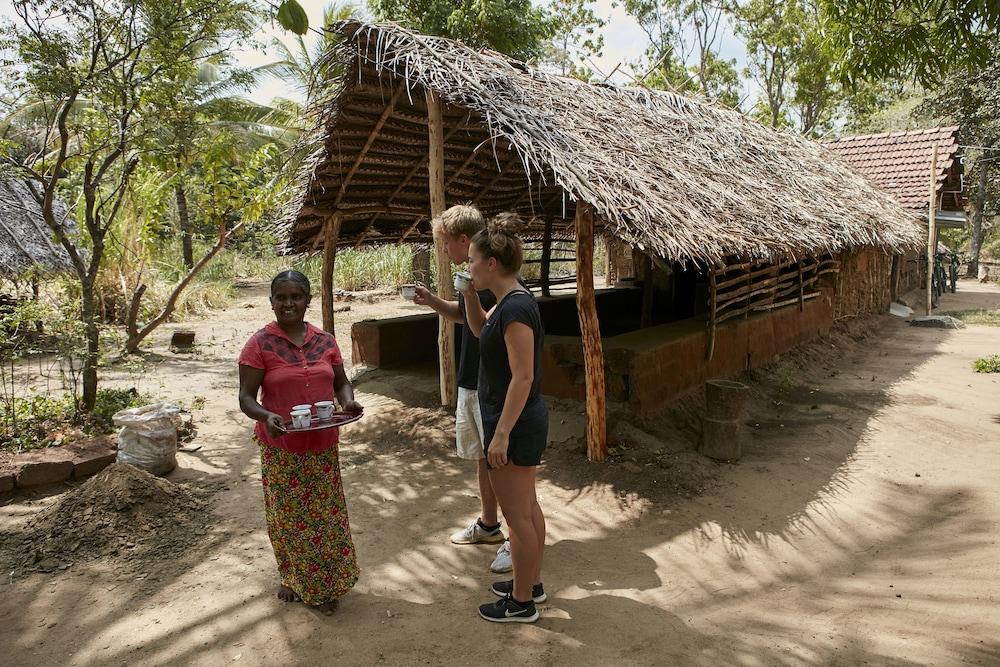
280, 21, 921, 459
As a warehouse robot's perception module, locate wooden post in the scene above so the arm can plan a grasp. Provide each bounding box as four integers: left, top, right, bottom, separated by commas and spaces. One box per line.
707, 267, 717, 361
575, 202, 606, 461
640, 253, 654, 328
427, 90, 456, 407
321, 213, 342, 333
540, 216, 553, 297
797, 260, 805, 311
926, 144, 939, 315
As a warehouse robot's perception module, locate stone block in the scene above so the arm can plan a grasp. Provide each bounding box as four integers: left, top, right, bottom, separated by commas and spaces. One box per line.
16, 459, 74, 488
73, 451, 117, 478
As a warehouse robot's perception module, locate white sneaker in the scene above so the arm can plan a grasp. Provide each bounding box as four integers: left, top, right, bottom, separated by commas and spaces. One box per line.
490, 540, 512, 573
450, 519, 505, 545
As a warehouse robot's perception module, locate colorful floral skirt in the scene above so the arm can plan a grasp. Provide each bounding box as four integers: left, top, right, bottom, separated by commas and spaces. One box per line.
259, 440, 359, 605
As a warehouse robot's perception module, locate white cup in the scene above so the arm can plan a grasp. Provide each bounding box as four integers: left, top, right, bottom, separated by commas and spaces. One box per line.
453, 271, 471, 292
315, 400, 335, 420
290, 410, 311, 429
292, 403, 312, 414
400, 284, 416, 300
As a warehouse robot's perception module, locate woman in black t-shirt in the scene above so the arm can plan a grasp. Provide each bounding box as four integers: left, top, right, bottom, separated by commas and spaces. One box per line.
462, 213, 548, 624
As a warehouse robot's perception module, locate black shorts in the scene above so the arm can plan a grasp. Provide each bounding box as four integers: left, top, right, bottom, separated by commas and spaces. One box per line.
484, 416, 548, 468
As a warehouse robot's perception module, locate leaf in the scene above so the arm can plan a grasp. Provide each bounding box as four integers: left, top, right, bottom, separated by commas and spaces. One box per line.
277, 0, 309, 36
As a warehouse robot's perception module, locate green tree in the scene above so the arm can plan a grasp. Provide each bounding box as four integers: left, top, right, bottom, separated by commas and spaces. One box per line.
546, 0, 606, 80
619, 0, 741, 106
368, 0, 554, 60
0, 0, 258, 412
922, 46, 1000, 275
152, 53, 297, 270
268, 2, 365, 101
818, 0, 1000, 86
736, 0, 841, 135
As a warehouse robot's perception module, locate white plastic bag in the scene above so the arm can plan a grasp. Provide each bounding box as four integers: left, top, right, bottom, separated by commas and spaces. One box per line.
114, 403, 182, 476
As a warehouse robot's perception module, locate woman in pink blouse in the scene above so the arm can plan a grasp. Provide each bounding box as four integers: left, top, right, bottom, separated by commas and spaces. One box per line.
238, 270, 362, 615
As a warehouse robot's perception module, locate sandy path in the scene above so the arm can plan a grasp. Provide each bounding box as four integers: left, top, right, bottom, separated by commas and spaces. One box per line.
2, 281, 999, 665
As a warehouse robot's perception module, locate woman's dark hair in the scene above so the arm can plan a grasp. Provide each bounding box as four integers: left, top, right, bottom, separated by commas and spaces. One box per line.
470, 212, 525, 274
270, 270, 311, 296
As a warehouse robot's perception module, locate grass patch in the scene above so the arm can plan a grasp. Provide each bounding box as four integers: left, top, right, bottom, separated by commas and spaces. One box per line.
973, 355, 1000, 373
947, 309, 1000, 326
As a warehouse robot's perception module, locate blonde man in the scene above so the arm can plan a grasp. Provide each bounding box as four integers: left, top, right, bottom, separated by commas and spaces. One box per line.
414, 204, 511, 573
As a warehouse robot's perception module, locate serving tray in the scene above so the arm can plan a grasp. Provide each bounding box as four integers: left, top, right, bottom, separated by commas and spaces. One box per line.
283, 411, 363, 433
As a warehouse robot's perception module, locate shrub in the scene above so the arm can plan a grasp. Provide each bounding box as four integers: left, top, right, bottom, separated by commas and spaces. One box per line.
972, 355, 1000, 373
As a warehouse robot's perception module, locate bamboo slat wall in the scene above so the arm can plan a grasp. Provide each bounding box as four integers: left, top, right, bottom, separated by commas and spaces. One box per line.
707, 255, 840, 359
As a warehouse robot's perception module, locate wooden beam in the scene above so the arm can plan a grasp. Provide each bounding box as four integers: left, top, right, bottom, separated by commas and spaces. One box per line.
707, 268, 717, 361
427, 89, 456, 407
540, 216, 553, 297
472, 152, 523, 204
575, 202, 606, 461
333, 83, 407, 208
353, 111, 474, 247
321, 213, 342, 333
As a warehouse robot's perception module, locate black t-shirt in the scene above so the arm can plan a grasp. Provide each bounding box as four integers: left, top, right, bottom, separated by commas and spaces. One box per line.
477, 290, 547, 436
457, 288, 496, 390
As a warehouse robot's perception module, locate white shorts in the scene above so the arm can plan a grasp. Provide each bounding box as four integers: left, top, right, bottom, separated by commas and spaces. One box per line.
455, 386, 486, 460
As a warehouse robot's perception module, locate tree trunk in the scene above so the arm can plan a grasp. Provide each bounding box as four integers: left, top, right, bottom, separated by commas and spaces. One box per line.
81, 277, 99, 413
124, 221, 244, 354
176, 184, 194, 271
967, 160, 989, 278
412, 249, 431, 286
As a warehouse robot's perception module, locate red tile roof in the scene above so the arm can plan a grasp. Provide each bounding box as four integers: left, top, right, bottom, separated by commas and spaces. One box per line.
823, 127, 962, 211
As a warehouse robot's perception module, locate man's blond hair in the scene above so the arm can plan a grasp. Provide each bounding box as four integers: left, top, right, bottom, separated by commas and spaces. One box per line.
432, 204, 484, 239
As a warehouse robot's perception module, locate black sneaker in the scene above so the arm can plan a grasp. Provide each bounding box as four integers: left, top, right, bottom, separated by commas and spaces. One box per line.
478, 595, 539, 623
490, 580, 546, 603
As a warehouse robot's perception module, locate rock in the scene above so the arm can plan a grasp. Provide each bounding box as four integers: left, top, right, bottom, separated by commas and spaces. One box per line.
0, 472, 14, 493
909, 315, 966, 329
177, 412, 197, 443
16, 459, 74, 488
73, 452, 117, 479
889, 302, 913, 318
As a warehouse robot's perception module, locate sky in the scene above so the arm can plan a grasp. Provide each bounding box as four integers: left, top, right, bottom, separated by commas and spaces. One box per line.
241, 0, 755, 107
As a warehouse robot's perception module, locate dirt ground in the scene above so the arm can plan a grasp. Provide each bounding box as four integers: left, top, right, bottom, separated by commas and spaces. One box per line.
2, 280, 999, 666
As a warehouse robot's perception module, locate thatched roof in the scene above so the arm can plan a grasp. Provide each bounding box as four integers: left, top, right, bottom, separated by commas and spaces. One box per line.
0, 179, 74, 277
281, 20, 922, 264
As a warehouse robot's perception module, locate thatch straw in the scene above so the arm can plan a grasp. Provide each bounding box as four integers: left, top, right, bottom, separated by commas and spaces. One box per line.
279, 20, 922, 265
0, 179, 74, 278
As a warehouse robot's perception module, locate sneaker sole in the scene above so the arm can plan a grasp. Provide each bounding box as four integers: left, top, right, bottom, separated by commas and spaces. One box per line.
479, 609, 539, 623
489, 562, 513, 574
490, 585, 546, 604
451, 533, 506, 545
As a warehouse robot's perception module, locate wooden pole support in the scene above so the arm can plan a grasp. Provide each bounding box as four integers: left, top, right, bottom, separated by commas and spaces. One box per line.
575, 202, 607, 461
640, 253, 654, 328
321, 213, 342, 333
427, 89, 456, 407
926, 144, 939, 316
541, 216, 553, 297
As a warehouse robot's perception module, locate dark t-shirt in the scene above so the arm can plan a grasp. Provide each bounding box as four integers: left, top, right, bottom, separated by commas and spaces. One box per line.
477, 290, 547, 438
457, 288, 496, 390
